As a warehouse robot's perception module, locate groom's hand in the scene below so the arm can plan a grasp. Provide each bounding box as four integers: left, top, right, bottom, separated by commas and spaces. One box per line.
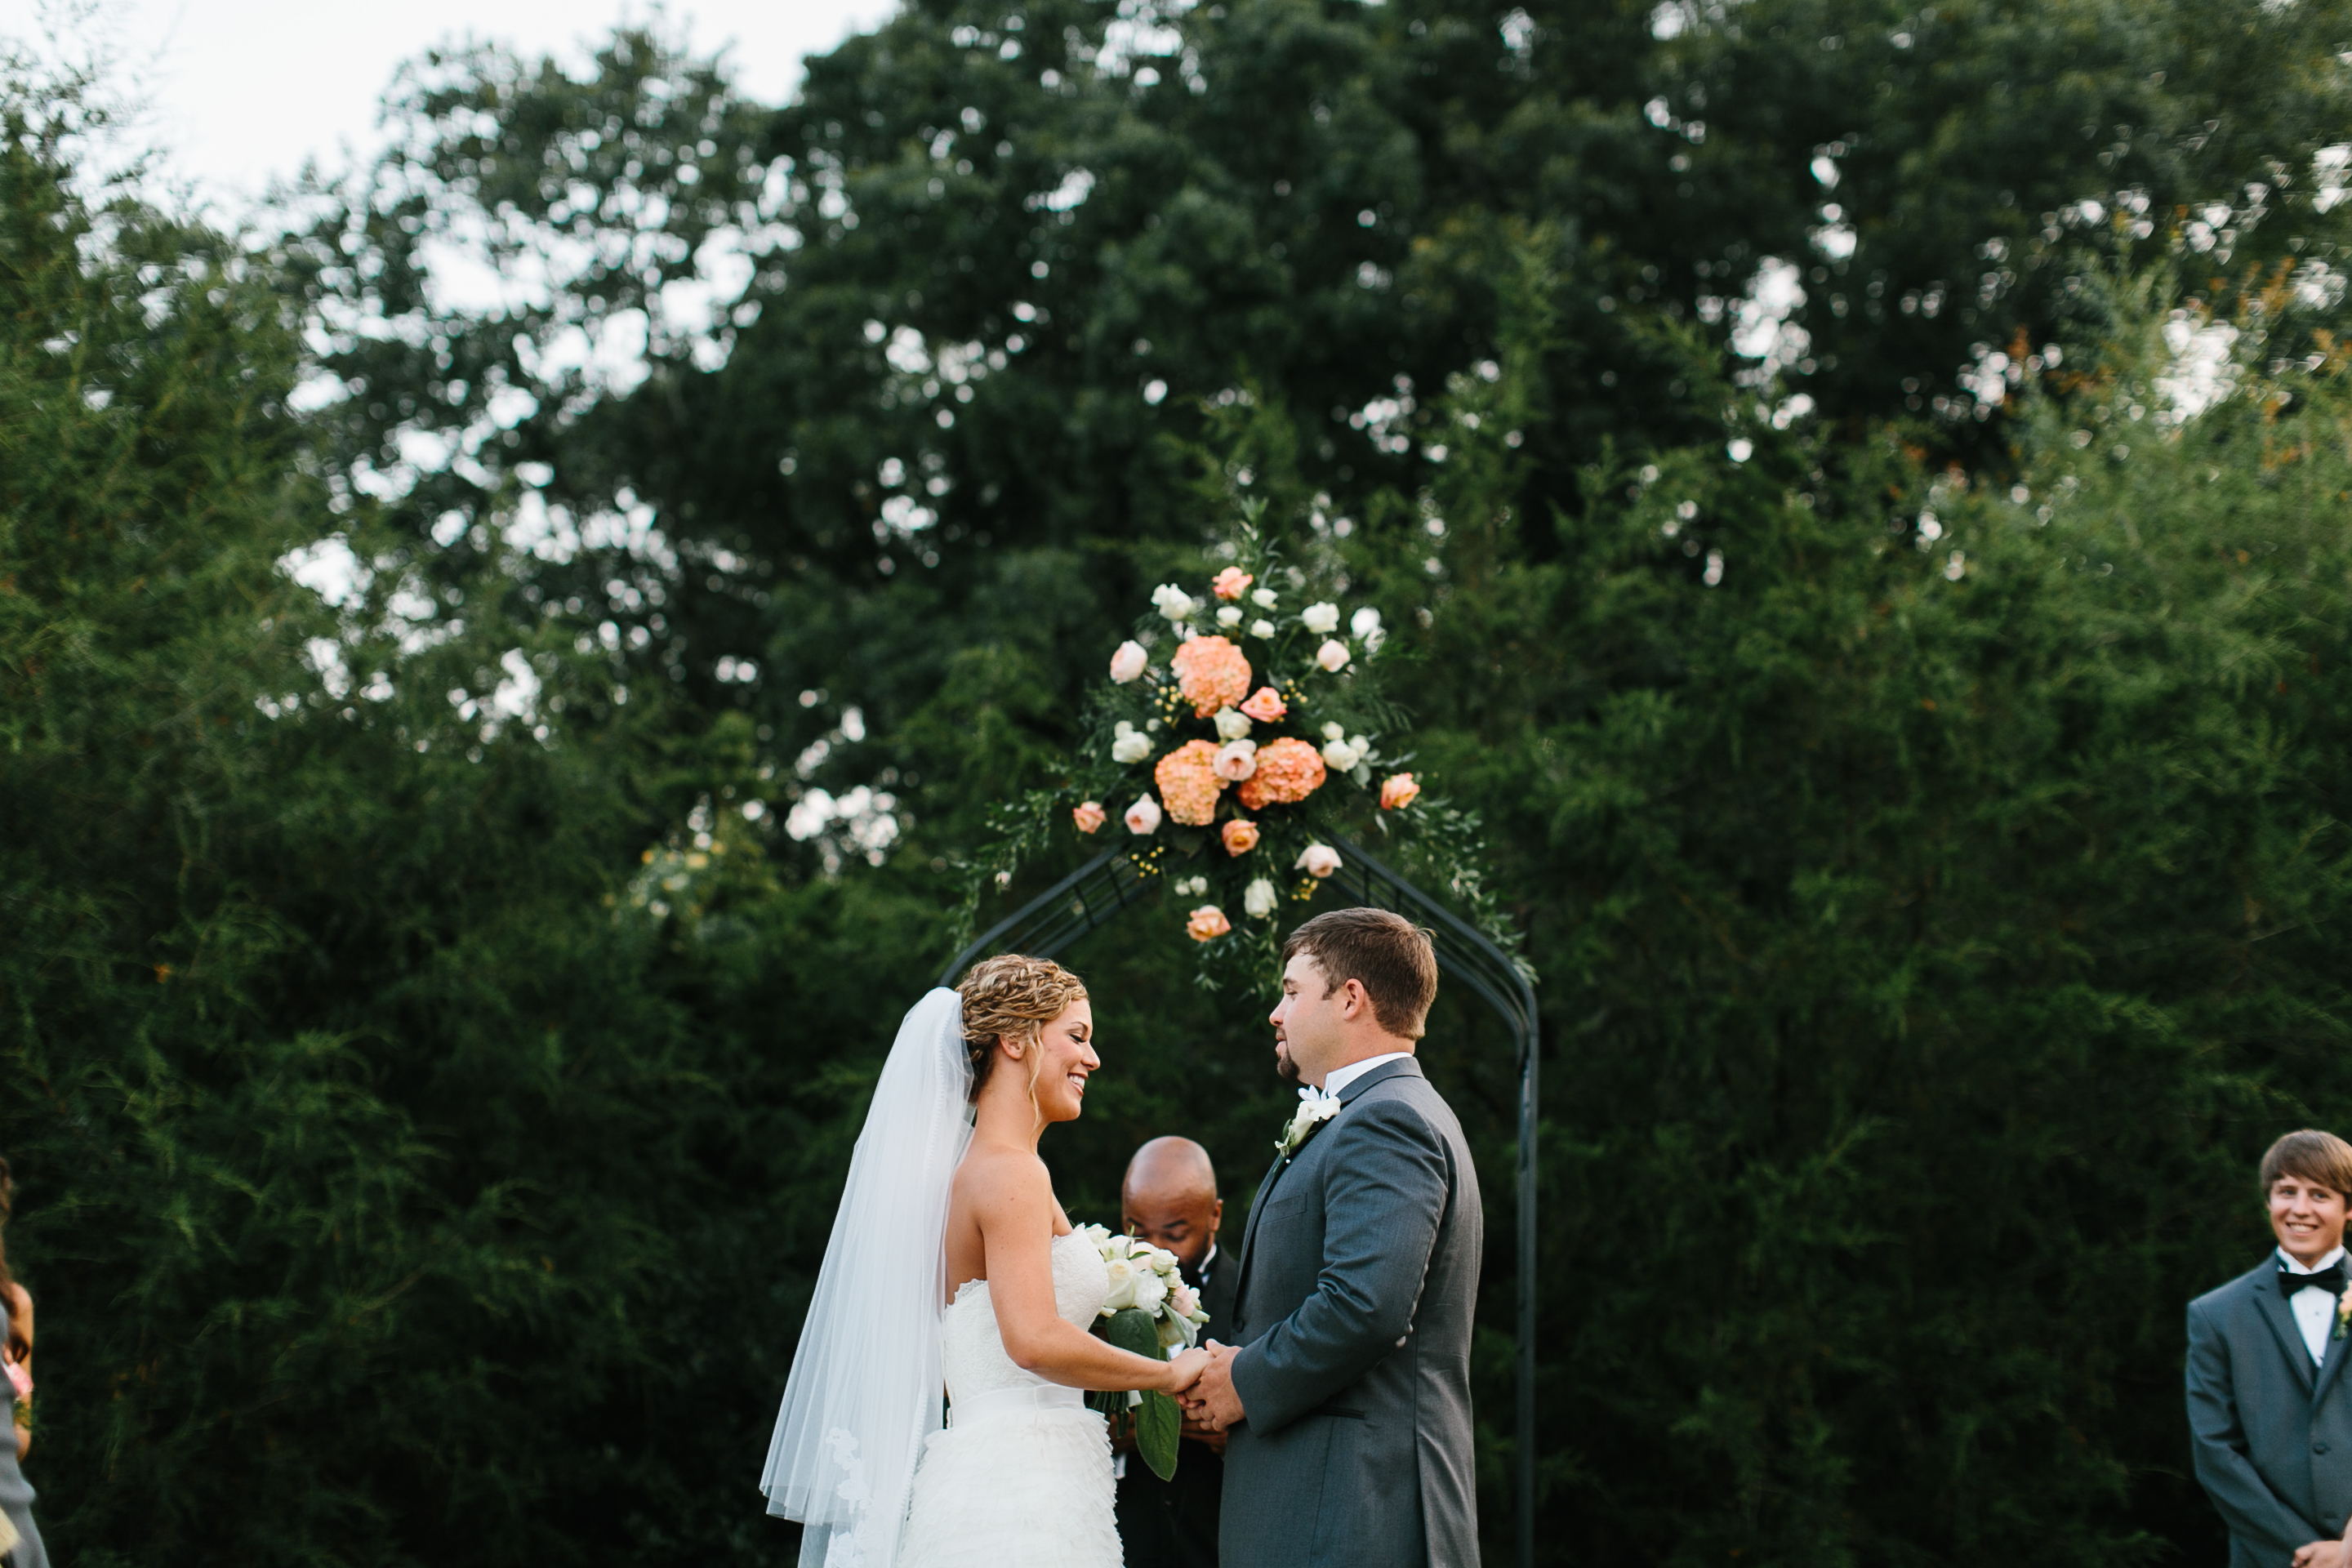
1183, 1339, 1248, 1432
2292, 1542, 2349, 1568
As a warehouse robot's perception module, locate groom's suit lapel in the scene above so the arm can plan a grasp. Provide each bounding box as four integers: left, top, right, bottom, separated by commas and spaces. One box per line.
2252, 1268, 2319, 1395
1232, 1058, 1427, 1312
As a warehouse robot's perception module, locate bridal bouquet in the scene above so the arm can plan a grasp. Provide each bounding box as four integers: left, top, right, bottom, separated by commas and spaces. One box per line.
1078, 1224, 1209, 1481
958, 504, 1517, 987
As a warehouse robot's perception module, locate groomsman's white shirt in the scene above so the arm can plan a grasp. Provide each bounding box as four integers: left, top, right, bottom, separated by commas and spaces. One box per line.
2278, 1245, 2346, 1365
1323, 1052, 1414, 1097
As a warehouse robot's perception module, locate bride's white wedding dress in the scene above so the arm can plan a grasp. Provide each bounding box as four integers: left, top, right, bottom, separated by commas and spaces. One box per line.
897, 1231, 1122, 1567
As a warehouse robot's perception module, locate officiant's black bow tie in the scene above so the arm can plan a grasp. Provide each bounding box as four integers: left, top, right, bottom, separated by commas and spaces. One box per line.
2280, 1263, 2348, 1295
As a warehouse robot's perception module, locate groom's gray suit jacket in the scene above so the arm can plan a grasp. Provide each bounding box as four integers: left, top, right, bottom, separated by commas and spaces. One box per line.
1218, 1057, 1482, 1568
2186, 1258, 2352, 1566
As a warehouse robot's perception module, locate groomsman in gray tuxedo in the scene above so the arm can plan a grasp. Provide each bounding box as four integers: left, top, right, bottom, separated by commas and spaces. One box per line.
2188, 1129, 2352, 1568
1180, 908, 1482, 1568
1115, 1136, 1236, 1568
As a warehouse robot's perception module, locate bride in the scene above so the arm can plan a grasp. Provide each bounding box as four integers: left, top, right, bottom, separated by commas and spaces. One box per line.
762, 956, 1209, 1567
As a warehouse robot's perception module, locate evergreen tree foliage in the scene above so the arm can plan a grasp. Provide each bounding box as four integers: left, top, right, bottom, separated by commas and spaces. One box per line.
2, 4, 2351, 1566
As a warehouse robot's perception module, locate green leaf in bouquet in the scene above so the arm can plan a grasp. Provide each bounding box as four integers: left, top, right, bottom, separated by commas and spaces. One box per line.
1134, 1388, 1182, 1482
1099, 1308, 1182, 1479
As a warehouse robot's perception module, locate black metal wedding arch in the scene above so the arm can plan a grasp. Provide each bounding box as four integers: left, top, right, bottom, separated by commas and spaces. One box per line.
938, 840, 1541, 1568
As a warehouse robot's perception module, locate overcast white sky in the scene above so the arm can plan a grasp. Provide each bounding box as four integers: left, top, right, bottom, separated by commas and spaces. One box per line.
0, 0, 898, 213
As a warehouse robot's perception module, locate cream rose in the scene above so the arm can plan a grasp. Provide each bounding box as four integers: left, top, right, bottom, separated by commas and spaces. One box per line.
1152, 583, 1197, 622
1217, 604, 1243, 626
1109, 639, 1148, 683
1111, 722, 1152, 764
1125, 795, 1164, 835
1316, 639, 1352, 672
1214, 740, 1258, 781
1249, 617, 1276, 639
1295, 842, 1342, 879
1300, 601, 1341, 634
1251, 587, 1278, 609
1214, 706, 1253, 741
1321, 738, 1359, 772
1243, 877, 1277, 918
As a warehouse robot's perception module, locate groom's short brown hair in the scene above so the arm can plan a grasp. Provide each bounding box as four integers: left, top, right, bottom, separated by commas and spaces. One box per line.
1282, 908, 1439, 1040
2261, 1130, 2352, 1198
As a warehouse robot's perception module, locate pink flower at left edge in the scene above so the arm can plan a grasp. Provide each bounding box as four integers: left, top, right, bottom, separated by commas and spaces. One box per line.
1072, 801, 1107, 834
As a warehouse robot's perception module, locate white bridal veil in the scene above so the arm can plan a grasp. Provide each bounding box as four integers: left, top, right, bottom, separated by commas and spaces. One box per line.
762, 987, 973, 1568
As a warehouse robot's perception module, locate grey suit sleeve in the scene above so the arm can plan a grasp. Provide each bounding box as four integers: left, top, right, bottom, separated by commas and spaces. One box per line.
2186, 1298, 2321, 1561
1227, 1098, 1447, 1437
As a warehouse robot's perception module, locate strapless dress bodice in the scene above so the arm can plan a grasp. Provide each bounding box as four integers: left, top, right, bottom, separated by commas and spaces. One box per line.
941, 1230, 1111, 1408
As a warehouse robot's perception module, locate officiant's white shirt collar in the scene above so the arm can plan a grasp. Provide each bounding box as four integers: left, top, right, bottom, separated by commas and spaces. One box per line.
1323, 1051, 1414, 1097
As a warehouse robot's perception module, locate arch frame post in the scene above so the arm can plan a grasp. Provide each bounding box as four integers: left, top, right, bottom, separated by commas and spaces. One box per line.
939, 843, 1539, 1568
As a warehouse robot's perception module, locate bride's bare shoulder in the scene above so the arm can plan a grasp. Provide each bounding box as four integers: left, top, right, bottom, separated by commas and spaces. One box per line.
953, 1143, 1053, 1208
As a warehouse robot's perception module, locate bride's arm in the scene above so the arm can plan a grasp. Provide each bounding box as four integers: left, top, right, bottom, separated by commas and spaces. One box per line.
977, 1155, 1205, 1396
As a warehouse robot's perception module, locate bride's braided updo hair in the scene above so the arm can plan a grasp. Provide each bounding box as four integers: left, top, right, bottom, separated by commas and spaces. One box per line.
956, 954, 1089, 1101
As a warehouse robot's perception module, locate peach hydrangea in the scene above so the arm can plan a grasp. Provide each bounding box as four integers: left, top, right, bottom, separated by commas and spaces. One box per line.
1240, 686, 1287, 723
1212, 567, 1255, 600
1222, 819, 1261, 856
1171, 635, 1253, 717
1238, 736, 1327, 810
1154, 739, 1228, 826
1186, 905, 1232, 942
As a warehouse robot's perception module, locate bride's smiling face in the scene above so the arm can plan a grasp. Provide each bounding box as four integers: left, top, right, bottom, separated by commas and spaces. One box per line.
1013, 999, 1098, 1123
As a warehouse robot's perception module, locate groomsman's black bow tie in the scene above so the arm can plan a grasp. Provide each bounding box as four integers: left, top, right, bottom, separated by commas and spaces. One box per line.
2280, 1263, 2348, 1295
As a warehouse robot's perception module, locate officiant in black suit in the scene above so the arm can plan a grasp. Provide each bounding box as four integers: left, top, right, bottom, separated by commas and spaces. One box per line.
1115, 1136, 1235, 1568
2187, 1129, 2352, 1568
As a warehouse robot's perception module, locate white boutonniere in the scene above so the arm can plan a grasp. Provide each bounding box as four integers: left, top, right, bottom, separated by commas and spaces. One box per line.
1276, 1086, 1343, 1160
2336, 1291, 2352, 1343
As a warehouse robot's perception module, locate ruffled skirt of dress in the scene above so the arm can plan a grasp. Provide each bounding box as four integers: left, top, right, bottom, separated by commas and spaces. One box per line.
896, 1405, 1121, 1568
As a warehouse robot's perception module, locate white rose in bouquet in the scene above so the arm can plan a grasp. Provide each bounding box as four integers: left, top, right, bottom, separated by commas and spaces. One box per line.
1316, 639, 1352, 672
1216, 605, 1243, 626
1152, 584, 1196, 622
1321, 737, 1359, 772
1131, 1270, 1169, 1316
1243, 877, 1277, 918
1301, 601, 1341, 634
1249, 618, 1276, 639
1213, 706, 1253, 741
1251, 587, 1278, 608
1102, 1254, 1139, 1311
1109, 639, 1149, 684
1111, 722, 1153, 764
1352, 606, 1385, 650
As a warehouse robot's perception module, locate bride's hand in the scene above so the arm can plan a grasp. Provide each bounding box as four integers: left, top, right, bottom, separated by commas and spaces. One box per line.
1161, 1346, 1212, 1395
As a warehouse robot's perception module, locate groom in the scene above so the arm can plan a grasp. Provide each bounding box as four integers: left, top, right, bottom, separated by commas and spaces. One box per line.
2188, 1129, 2352, 1567
1179, 908, 1482, 1568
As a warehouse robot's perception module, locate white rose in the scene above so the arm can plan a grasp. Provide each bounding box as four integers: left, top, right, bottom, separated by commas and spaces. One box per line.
1102, 1257, 1139, 1310
1151, 583, 1196, 622
1300, 601, 1340, 634
1125, 795, 1163, 835
1244, 877, 1277, 918
1351, 606, 1383, 639
1131, 1271, 1169, 1316
1111, 728, 1152, 764
1216, 605, 1242, 626
1249, 618, 1276, 639
1321, 722, 1346, 742
1213, 706, 1253, 741
1251, 587, 1278, 608
1214, 740, 1258, 782
1321, 739, 1359, 772
1109, 639, 1148, 684
1348, 734, 1370, 755
1295, 843, 1342, 879
1316, 639, 1352, 672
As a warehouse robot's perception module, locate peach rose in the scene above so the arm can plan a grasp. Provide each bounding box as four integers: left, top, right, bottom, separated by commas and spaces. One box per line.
1237, 736, 1327, 810
1072, 800, 1107, 835
1379, 773, 1421, 811
1222, 819, 1261, 856
1214, 740, 1258, 782
1170, 634, 1253, 717
1240, 685, 1287, 723
1154, 739, 1227, 826
1186, 905, 1232, 942
1125, 795, 1164, 835
1316, 638, 1352, 673
1212, 567, 1255, 600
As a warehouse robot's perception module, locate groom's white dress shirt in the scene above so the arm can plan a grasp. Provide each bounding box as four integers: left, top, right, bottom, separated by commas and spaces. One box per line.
2278, 1245, 2345, 1365
1321, 1052, 1414, 1097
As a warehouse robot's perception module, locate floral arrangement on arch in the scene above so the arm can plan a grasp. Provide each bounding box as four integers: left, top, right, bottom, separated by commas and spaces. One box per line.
960, 509, 1509, 986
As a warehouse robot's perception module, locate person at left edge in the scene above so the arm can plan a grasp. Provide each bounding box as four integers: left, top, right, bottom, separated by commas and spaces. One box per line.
1116, 1136, 1234, 1568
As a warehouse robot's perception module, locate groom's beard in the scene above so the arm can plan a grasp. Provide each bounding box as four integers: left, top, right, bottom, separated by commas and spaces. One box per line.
1275, 1037, 1301, 1084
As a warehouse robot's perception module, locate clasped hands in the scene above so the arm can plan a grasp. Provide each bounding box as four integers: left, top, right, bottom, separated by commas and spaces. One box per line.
1165, 1339, 1245, 1433
2294, 1540, 2351, 1568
